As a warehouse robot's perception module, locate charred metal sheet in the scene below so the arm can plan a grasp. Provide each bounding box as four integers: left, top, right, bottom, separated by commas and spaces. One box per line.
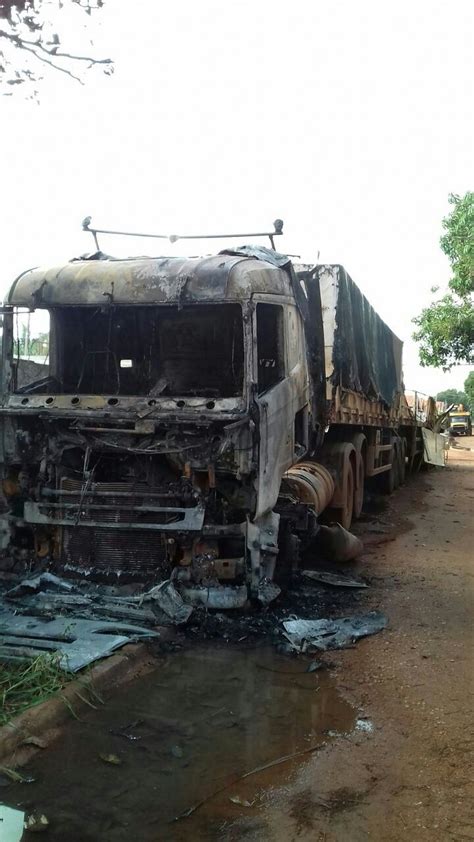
145, 580, 193, 623
422, 428, 447, 467
0, 610, 159, 671
282, 611, 387, 652
4, 574, 194, 625
1, 395, 245, 419
220, 245, 291, 268
301, 570, 368, 588
7, 253, 293, 307
180, 584, 248, 609
22, 500, 205, 531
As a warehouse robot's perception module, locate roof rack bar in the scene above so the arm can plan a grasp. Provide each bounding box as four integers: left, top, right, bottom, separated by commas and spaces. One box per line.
82, 217, 284, 251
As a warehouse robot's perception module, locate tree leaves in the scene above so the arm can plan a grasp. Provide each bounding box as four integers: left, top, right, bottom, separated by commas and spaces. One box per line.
436, 388, 469, 406
413, 192, 474, 370
463, 371, 474, 413
440, 192, 474, 298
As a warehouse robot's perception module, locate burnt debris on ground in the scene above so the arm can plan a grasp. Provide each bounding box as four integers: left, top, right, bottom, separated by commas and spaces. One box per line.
0, 500, 394, 665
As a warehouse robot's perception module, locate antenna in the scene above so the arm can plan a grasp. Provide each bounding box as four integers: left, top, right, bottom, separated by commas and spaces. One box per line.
82, 217, 284, 251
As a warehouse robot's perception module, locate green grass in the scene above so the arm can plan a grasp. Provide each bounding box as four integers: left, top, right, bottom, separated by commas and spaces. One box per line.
0, 654, 69, 727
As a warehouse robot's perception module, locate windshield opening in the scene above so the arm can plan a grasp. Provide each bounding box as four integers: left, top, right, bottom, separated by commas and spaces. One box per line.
13, 308, 51, 392
13, 304, 244, 398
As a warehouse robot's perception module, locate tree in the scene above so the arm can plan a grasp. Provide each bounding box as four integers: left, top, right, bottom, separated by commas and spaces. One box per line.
0, 0, 112, 93
436, 388, 468, 408
413, 192, 474, 370
464, 371, 474, 413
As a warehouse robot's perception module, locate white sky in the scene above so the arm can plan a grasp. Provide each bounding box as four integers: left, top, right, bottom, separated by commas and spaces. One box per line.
1, 0, 473, 395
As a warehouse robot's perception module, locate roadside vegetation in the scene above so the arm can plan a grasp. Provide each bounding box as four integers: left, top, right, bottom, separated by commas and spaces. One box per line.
0, 654, 67, 727
436, 371, 474, 412
414, 191, 474, 370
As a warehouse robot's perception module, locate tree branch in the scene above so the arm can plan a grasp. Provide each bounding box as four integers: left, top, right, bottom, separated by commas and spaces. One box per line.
0, 1, 113, 92
0, 31, 84, 82
27, 45, 85, 82
8, 33, 112, 64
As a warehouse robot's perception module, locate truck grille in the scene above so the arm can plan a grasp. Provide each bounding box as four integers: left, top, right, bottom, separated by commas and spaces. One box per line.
58, 479, 171, 582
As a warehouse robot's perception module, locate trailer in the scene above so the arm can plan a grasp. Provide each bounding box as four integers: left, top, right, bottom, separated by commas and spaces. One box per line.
0, 224, 440, 606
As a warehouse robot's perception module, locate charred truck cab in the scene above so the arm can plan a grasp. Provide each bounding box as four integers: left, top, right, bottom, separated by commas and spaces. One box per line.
0, 248, 329, 607
0, 237, 427, 608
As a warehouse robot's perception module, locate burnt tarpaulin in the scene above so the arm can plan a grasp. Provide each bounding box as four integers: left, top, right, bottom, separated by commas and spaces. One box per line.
318, 265, 403, 406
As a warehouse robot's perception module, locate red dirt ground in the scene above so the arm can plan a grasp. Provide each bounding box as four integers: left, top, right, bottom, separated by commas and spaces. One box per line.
259, 440, 474, 841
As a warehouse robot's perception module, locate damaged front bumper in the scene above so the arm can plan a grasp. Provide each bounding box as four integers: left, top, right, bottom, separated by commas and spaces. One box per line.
10, 497, 280, 609
23, 499, 206, 532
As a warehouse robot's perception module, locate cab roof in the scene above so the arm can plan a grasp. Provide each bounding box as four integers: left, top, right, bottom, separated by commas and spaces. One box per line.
7, 249, 293, 308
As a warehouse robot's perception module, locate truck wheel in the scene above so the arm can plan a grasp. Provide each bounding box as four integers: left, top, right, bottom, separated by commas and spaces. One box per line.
340, 460, 354, 529
351, 433, 366, 520
353, 453, 365, 519
398, 439, 407, 484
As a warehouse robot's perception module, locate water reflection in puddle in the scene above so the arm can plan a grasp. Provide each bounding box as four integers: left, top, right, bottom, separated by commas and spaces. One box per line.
4, 645, 355, 841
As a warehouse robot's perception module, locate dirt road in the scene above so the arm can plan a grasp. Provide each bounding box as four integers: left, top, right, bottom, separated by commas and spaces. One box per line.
257, 439, 474, 841
2, 443, 473, 841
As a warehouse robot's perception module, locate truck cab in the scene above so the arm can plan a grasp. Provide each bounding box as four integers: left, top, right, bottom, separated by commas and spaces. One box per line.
0, 249, 321, 606
0, 242, 429, 606
449, 406, 472, 436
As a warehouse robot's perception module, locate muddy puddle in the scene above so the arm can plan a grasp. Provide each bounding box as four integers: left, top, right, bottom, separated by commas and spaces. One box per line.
2, 645, 355, 841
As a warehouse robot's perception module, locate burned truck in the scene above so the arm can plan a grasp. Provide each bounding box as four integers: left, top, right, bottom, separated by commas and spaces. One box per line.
0, 240, 424, 607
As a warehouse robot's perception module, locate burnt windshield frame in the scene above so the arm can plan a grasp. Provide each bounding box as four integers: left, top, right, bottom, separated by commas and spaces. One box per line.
11, 303, 246, 399
9, 307, 53, 395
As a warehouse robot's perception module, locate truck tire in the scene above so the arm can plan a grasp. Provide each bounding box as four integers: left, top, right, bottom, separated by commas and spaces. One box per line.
351, 433, 366, 520
340, 460, 354, 529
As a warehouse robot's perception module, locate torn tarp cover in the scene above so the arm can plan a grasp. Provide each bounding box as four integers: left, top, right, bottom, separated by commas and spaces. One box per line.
282, 611, 387, 651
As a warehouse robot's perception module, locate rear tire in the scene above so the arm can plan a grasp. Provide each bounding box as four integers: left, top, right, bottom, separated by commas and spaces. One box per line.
340, 460, 354, 529
353, 452, 365, 519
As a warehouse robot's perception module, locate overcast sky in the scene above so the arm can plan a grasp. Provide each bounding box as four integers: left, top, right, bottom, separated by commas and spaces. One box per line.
2, 0, 473, 395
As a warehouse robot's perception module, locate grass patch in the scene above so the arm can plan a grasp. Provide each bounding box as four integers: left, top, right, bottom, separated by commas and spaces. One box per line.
0, 654, 69, 727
